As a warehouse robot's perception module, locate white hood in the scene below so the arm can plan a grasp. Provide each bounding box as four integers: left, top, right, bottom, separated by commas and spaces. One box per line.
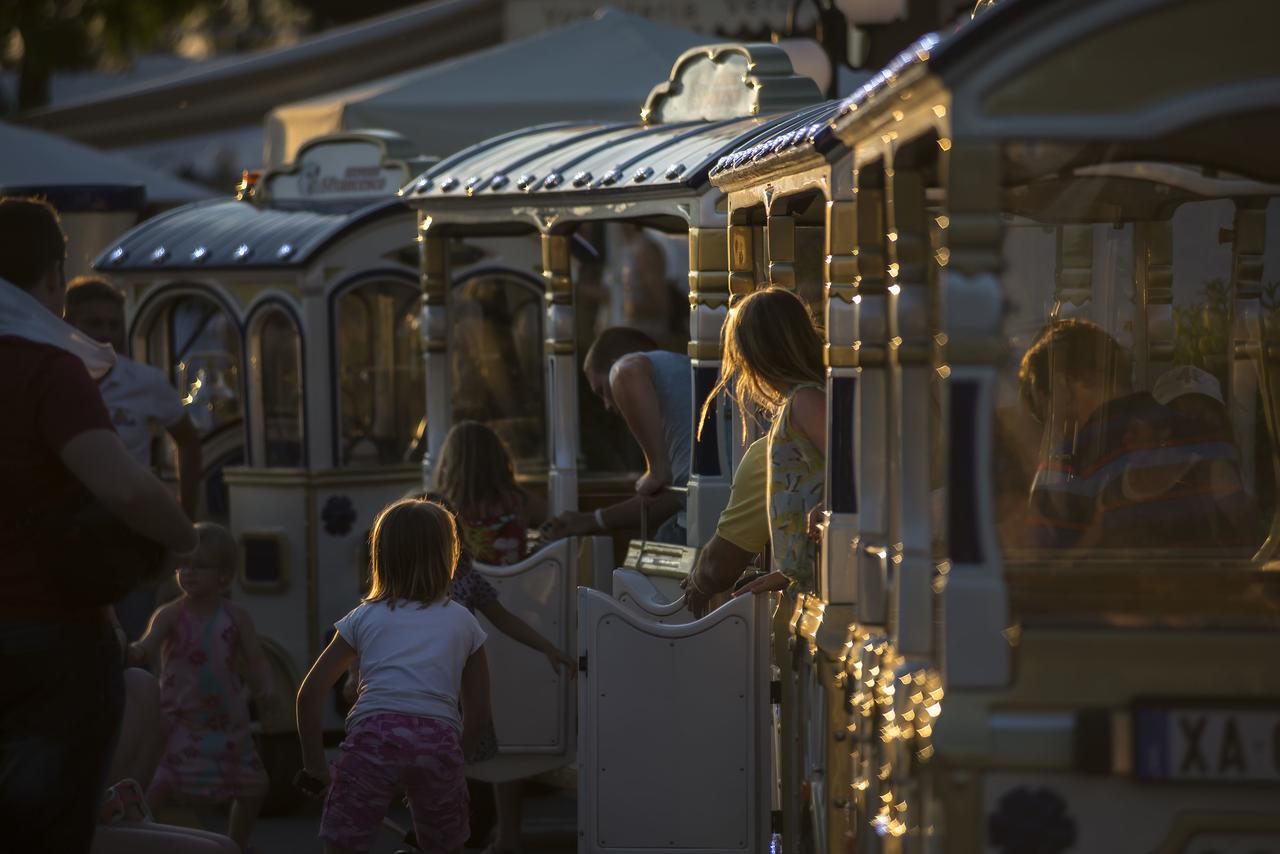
0, 277, 116, 380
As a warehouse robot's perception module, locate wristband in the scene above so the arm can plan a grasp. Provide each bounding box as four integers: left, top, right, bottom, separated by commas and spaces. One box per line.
593, 508, 608, 531
686, 570, 709, 596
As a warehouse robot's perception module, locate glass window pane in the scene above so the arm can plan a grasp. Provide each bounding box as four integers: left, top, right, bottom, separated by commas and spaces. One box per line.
167, 295, 243, 437
449, 274, 546, 471
995, 161, 1272, 560
335, 280, 425, 467
257, 309, 304, 467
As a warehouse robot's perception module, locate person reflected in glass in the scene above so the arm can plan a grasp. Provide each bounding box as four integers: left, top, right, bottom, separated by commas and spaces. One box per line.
1019, 319, 1256, 550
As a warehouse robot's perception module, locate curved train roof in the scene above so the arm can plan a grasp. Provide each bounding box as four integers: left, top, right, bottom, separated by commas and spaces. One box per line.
94, 197, 406, 273
402, 100, 843, 203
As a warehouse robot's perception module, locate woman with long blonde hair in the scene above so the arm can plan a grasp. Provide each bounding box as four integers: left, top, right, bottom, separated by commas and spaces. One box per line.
700, 288, 826, 595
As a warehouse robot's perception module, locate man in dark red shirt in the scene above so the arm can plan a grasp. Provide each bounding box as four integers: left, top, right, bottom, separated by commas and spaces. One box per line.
0, 198, 197, 852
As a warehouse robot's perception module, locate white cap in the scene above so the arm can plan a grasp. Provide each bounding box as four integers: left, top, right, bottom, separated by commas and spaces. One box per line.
1152, 365, 1224, 406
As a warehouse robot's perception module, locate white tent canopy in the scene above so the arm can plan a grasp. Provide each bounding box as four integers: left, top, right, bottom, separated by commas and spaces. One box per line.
265, 8, 712, 167
0, 120, 214, 206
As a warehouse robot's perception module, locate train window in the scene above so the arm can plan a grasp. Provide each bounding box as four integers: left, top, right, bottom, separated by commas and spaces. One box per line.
449, 273, 546, 471
142, 292, 243, 440
995, 168, 1274, 560
334, 279, 425, 467
251, 307, 304, 467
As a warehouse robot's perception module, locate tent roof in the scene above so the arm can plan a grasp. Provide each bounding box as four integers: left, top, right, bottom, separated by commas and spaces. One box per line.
265, 8, 712, 166
0, 121, 215, 207
95, 198, 404, 272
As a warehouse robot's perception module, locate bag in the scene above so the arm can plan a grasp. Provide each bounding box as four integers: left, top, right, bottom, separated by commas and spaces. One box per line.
35, 487, 167, 606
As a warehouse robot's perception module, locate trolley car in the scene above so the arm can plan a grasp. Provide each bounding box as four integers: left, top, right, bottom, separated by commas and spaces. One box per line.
708, 0, 1280, 849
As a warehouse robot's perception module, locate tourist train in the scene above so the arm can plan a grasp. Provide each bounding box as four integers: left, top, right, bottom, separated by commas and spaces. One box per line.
98, 0, 1280, 847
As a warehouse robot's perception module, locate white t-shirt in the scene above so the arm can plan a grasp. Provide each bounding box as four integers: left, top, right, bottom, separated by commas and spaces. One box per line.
97, 355, 187, 466
335, 598, 487, 731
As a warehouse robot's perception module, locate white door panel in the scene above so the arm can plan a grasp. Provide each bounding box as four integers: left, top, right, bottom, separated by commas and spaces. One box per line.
470, 537, 575, 781
612, 568, 695, 624
578, 587, 772, 854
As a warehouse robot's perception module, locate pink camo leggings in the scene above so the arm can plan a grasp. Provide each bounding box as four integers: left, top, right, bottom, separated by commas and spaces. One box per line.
320, 713, 469, 853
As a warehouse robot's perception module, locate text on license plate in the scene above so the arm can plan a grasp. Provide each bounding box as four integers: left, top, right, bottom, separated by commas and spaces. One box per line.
1134, 707, 1280, 782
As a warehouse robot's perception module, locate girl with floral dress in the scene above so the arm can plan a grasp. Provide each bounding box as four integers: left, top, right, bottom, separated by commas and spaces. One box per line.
129, 523, 277, 852
699, 288, 827, 595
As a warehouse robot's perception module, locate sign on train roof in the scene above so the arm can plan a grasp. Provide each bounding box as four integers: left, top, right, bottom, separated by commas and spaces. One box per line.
402, 42, 828, 202
261, 130, 435, 207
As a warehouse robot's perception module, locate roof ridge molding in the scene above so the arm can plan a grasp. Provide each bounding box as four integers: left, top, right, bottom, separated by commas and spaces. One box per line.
641, 43, 823, 125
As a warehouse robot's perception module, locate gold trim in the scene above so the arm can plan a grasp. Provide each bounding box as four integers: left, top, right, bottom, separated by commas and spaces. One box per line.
642, 43, 822, 125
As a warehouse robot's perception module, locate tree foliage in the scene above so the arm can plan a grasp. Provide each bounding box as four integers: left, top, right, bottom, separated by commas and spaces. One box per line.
2, 0, 213, 111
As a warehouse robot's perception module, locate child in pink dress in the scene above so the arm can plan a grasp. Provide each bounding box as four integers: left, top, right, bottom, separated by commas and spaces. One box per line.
129, 522, 277, 852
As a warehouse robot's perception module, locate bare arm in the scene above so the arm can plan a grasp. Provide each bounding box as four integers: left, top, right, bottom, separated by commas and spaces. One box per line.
459, 647, 492, 759
128, 601, 180, 669
60, 429, 196, 553
610, 356, 671, 495
545, 491, 682, 539
520, 488, 548, 529
296, 634, 357, 784
165, 415, 203, 520
477, 600, 576, 675
790, 386, 827, 453
231, 604, 277, 711
683, 535, 754, 618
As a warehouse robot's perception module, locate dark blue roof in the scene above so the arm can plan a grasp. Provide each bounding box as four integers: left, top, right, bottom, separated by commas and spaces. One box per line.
402, 102, 840, 203
94, 197, 406, 272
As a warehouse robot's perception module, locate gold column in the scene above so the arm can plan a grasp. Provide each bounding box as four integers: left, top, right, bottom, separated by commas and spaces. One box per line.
419, 214, 451, 483
541, 231, 579, 515
767, 212, 797, 290
729, 222, 757, 300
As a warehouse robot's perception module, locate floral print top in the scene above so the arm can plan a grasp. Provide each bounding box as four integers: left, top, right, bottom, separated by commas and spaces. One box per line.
767, 384, 825, 593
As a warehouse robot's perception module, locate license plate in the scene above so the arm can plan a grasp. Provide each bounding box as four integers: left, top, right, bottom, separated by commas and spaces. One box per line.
1134, 706, 1280, 783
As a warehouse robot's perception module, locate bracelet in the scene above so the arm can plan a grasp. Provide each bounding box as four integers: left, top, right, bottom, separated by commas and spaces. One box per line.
593, 508, 608, 531
686, 570, 710, 596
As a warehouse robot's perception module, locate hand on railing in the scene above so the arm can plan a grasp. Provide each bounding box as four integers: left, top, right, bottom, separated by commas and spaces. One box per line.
732, 570, 790, 597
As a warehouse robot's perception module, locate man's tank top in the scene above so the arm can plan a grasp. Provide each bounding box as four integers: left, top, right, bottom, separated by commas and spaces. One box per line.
637, 350, 692, 488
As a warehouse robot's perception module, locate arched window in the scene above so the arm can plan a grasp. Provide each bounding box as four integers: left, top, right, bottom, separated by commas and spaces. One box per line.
140, 291, 243, 441
249, 305, 305, 467
334, 278, 424, 467
449, 273, 546, 470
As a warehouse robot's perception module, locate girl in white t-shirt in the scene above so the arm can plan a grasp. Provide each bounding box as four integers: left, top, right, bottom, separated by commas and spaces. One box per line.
296, 498, 491, 854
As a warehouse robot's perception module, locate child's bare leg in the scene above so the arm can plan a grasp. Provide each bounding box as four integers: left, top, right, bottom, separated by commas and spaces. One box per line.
107, 668, 166, 787
492, 780, 523, 852
226, 794, 263, 851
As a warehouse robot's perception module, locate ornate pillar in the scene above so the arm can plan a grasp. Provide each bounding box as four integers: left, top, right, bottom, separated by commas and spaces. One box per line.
419, 214, 451, 487
885, 164, 934, 662
687, 226, 732, 547
1133, 220, 1174, 389
767, 211, 797, 290
542, 232, 579, 516
938, 140, 1009, 691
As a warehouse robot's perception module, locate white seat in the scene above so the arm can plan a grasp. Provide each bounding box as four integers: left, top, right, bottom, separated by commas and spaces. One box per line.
577, 587, 772, 853
611, 567, 697, 624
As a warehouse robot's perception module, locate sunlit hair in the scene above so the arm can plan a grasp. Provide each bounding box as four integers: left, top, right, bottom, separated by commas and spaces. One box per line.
366, 498, 459, 608
193, 522, 238, 582
66, 275, 125, 312
432, 421, 521, 518
699, 288, 824, 436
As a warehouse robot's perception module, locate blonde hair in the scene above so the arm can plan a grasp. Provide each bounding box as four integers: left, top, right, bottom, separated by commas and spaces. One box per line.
433, 421, 520, 518
366, 499, 459, 607
193, 522, 238, 581
699, 288, 824, 435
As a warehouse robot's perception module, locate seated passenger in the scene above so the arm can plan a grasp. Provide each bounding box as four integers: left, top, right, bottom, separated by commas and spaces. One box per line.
680, 437, 770, 617
1019, 320, 1255, 550
547, 327, 691, 544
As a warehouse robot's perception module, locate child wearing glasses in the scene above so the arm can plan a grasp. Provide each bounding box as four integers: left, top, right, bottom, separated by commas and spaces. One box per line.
128, 522, 277, 851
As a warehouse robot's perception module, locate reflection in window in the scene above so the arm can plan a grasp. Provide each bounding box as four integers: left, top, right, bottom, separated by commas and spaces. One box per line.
449, 275, 545, 470
255, 309, 304, 467
335, 279, 424, 467
994, 184, 1273, 558
144, 293, 243, 438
